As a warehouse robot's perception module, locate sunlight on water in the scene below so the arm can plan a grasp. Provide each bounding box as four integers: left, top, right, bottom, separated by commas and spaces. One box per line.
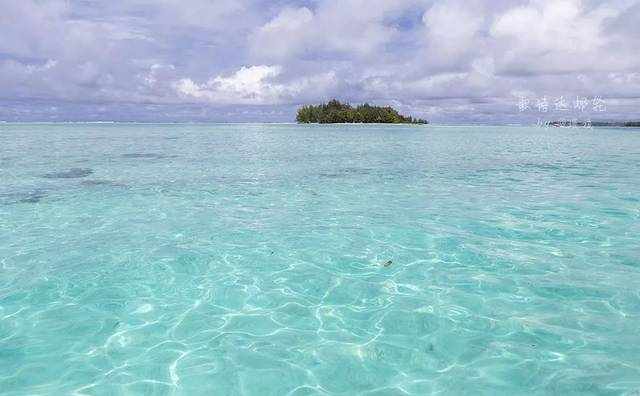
1, 123, 639, 395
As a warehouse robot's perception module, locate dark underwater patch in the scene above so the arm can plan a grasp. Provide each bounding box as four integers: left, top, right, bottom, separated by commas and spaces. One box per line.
121, 153, 174, 159
2, 189, 47, 204
319, 167, 374, 179
80, 180, 128, 188
19, 189, 46, 203
319, 172, 341, 178
43, 168, 93, 179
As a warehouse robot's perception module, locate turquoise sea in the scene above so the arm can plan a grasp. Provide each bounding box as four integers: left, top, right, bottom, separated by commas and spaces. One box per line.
1, 123, 639, 395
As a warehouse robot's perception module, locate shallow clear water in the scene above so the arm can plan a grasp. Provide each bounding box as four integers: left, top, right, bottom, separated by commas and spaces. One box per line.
1, 123, 639, 395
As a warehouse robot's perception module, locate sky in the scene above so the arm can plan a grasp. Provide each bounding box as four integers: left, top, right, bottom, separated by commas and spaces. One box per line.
1, 0, 639, 123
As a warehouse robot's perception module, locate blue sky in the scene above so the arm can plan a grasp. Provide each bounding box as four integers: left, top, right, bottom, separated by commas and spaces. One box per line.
1, 0, 639, 123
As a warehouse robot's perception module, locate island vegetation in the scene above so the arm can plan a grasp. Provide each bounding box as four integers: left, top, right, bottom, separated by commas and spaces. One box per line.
296, 99, 428, 124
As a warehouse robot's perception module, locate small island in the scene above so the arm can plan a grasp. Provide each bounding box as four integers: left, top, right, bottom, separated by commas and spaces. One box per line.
550, 120, 640, 127
591, 121, 640, 127
296, 99, 428, 124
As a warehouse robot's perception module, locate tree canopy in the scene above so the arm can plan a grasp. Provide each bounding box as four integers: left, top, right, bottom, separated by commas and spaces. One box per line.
296, 100, 428, 124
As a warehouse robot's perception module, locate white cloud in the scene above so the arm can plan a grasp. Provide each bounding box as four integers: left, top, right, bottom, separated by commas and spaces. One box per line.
174, 65, 337, 105
251, 7, 314, 60
490, 0, 621, 74
422, 0, 486, 62
250, 0, 412, 61
151, 0, 249, 29
262, 7, 314, 33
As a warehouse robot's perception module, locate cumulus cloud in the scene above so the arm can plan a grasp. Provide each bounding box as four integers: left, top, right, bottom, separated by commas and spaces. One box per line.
490, 0, 621, 74
174, 65, 337, 105
250, 0, 413, 61
421, 0, 487, 68
250, 7, 315, 60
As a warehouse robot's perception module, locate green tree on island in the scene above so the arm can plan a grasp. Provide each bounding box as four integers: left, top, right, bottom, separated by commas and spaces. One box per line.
296, 100, 428, 124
